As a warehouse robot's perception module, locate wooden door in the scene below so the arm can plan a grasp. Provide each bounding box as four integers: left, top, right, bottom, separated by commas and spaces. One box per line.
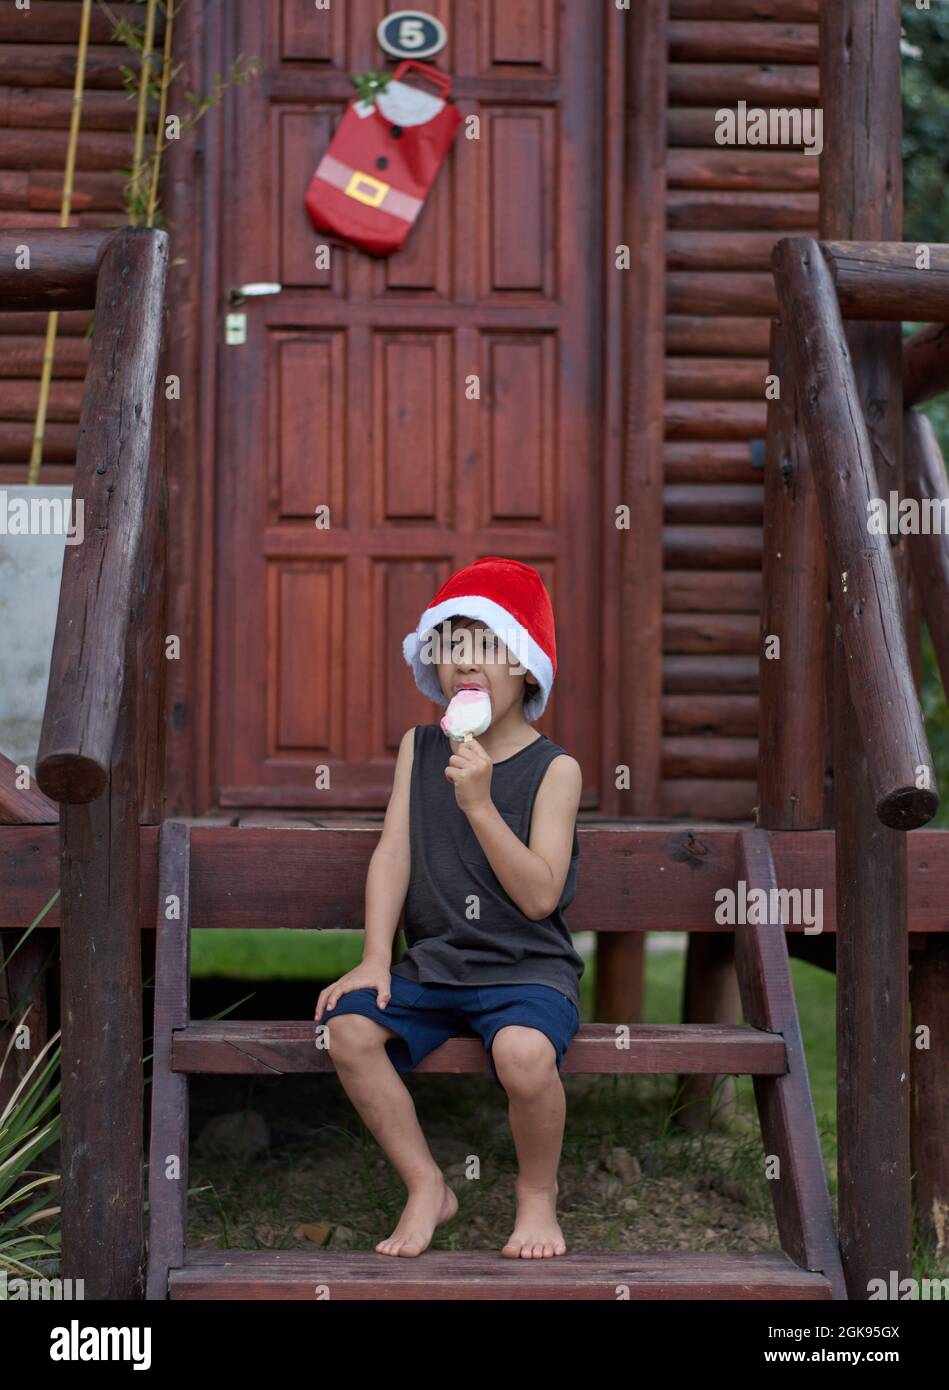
212, 0, 603, 811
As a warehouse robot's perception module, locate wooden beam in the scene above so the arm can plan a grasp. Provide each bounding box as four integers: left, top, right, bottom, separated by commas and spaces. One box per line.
146, 821, 192, 1299
622, 0, 667, 820
35, 228, 168, 803
819, 0, 911, 1301
60, 613, 145, 1298
820, 241, 949, 321
735, 829, 847, 1299
670, 0, 818, 22
667, 63, 818, 107
0, 750, 58, 824
757, 320, 827, 828
5, 821, 949, 934
608, 0, 668, 1030
904, 411, 949, 695
668, 19, 818, 62
772, 237, 937, 830
0, 228, 118, 310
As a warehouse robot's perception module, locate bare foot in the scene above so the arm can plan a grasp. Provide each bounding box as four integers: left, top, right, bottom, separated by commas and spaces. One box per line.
501, 1179, 567, 1258
375, 1172, 458, 1257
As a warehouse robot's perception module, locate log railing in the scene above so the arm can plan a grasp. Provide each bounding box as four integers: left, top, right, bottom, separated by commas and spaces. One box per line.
761, 233, 949, 1294
770, 238, 938, 830
0, 227, 168, 1298
764, 234, 949, 828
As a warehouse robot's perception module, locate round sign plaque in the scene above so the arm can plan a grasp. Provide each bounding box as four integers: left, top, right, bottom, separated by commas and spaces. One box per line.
377, 11, 447, 60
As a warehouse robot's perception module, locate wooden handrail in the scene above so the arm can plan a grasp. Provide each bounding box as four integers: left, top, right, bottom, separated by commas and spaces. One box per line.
0, 229, 122, 311
34, 227, 168, 803
771, 236, 938, 831
820, 241, 949, 321
0, 749, 59, 824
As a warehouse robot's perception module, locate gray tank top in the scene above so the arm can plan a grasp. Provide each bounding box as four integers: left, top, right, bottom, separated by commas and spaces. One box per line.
389, 723, 584, 1009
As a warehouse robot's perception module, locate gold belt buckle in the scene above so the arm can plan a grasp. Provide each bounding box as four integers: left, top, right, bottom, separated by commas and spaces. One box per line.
344, 169, 389, 207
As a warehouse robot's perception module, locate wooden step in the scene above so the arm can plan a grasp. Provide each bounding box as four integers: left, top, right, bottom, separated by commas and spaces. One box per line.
171, 1020, 787, 1077
168, 1248, 832, 1300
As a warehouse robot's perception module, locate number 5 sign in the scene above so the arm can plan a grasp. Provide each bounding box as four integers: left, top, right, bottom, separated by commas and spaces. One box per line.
377, 10, 447, 60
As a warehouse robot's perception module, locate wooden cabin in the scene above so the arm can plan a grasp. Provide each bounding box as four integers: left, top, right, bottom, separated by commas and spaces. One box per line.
0, 0, 947, 1301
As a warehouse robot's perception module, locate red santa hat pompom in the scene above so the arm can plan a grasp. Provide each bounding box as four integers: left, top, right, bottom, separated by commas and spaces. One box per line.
402, 556, 557, 722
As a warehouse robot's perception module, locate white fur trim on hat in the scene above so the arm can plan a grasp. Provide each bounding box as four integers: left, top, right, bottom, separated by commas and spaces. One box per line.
403, 594, 554, 722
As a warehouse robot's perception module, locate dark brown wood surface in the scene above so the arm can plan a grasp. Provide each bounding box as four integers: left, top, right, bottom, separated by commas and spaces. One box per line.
0, 749, 58, 823
167, 1248, 832, 1301
36, 228, 168, 803
4, 822, 949, 935
145, 821, 191, 1300
772, 236, 936, 830
0, 227, 116, 309
734, 830, 847, 1299
819, 0, 912, 1301
904, 411, 949, 695
820, 240, 949, 321
175, 1017, 787, 1078
59, 614, 144, 1299
757, 320, 827, 828
671, 0, 818, 17
623, 0, 668, 823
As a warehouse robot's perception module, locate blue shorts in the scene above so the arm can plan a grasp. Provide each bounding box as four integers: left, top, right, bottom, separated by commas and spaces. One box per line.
320, 975, 581, 1090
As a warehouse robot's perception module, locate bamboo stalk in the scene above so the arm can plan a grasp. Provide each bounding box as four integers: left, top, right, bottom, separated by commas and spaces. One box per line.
148, 2, 177, 227
28, 0, 93, 487
128, 0, 159, 225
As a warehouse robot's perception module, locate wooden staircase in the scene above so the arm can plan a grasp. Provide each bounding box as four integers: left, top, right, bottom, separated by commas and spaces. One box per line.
146, 820, 846, 1300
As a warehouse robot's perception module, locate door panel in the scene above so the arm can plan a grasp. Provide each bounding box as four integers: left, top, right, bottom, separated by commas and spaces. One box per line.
213, 0, 603, 809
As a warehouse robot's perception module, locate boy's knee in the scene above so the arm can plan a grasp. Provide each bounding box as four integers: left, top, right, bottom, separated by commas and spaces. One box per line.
491, 1025, 558, 1089
326, 1012, 390, 1059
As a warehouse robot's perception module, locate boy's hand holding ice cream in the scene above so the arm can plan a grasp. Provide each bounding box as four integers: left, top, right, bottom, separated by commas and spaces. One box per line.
442, 685, 494, 813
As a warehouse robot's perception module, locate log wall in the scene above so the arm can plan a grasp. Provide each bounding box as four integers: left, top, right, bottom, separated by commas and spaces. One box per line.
662, 0, 821, 819
0, 1, 151, 484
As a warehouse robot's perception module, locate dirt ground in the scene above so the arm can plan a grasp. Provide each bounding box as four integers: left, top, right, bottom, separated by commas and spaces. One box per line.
184, 1069, 786, 1257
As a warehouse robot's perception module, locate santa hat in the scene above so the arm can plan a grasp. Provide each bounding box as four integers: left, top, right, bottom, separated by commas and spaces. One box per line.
402, 556, 557, 722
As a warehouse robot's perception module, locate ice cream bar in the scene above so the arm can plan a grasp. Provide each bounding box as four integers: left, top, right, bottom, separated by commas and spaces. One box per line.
440, 688, 492, 743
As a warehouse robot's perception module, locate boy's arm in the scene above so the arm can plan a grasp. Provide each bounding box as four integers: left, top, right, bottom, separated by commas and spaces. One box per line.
465, 754, 582, 921
361, 726, 414, 966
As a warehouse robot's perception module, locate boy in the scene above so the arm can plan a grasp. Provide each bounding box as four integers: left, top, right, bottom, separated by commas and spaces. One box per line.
315, 556, 584, 1259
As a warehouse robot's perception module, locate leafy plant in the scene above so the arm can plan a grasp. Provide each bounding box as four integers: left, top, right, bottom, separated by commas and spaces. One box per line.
0, 1010, 63, 1282
0, 894, 262, 1290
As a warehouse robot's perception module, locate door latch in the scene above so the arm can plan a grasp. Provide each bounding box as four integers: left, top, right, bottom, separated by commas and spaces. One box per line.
228, 282, 282, 304
224, 283, 282, 346
224, 312, 247, 346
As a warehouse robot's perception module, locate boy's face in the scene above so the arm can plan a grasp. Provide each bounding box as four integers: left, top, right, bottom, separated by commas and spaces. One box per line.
432, 616, 539, 719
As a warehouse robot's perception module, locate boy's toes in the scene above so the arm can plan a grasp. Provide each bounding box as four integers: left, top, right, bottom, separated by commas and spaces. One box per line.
502, 1229, 567, 1258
